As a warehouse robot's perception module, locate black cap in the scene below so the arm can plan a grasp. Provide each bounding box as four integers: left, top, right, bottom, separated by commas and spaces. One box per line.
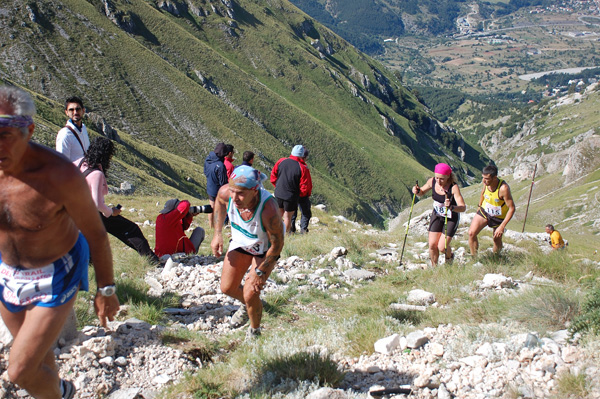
214, 143, 227, 158
159, 199, 180, 214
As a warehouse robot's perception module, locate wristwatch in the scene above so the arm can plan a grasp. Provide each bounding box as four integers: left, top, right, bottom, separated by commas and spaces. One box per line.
97, 285, 116, 297
254, 268, 265, 277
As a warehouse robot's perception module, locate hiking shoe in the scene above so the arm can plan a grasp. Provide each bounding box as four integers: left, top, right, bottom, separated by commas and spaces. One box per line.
445, 253, 454, 265
61, 379, 76, 399
230, 305, 249, 328
246, 326, 262, 340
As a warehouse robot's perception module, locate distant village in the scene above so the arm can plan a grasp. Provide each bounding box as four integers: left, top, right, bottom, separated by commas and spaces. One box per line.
456, 0, 600, 36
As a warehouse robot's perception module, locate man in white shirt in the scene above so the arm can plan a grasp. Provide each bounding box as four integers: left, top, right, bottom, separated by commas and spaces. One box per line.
56, 96, 90, 161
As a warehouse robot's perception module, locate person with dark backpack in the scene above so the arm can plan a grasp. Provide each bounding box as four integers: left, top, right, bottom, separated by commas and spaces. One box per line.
75, 137, 160, 265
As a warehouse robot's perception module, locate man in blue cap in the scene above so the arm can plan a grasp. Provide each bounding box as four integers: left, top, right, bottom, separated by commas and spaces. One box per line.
211, 166, 284, 337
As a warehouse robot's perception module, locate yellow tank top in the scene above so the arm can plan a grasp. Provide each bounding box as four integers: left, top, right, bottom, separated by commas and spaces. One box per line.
482, 179, 508, 219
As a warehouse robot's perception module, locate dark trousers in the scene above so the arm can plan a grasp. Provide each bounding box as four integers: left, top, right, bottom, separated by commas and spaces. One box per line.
101, 214, 159, 263
290, 196, 312, 233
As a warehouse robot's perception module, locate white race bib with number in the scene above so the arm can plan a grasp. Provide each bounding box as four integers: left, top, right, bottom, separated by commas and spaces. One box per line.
433, 200, 451, 217
483, 203, 502, 217
0, 263, 55, 306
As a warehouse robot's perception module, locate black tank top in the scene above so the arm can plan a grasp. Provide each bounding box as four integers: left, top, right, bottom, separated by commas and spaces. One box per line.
431, 178, 458, 220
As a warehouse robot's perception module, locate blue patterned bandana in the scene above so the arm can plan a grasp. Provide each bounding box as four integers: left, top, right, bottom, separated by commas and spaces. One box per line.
230, 165, 265, 190
0, 114, 34, 128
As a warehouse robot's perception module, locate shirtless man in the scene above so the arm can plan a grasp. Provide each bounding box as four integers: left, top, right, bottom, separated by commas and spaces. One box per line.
211, 165, 284, 337
468, 165, 516, 257
0, 86, 119, 399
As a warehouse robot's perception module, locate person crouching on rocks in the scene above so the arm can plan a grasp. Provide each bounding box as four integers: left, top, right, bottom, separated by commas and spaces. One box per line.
211, 165, 284, 338
412, 163, 466, 267
155, 199, 206, 258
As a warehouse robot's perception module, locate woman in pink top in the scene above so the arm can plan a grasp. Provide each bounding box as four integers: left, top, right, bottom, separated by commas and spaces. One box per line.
76, 137, 159, 265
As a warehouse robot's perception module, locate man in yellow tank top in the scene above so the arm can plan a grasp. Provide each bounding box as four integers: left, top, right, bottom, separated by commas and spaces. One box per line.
545, 224, 565, 250
468, 165, 516, 257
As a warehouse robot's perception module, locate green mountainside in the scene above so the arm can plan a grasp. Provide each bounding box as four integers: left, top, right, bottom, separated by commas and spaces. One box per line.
286, 0, 557, 55
0, 0, 487, 226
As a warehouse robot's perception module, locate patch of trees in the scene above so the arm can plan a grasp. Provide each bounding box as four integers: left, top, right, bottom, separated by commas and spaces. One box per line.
413, 86, 466, 122
495, 0, 555, 16
289, 0, 404, 54
531, 68, 600, 88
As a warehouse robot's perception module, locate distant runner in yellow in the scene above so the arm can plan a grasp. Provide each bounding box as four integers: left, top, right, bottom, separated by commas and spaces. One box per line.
468, 165, 516, 256
545, 224, 565, 250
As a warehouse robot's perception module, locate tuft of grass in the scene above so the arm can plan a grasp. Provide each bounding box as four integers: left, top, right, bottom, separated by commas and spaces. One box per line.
555, 369, 589, 399
528, 250, 582, 283
435, 293, 510, 326
160, 368, 238, 399
116, 279, 181, 325
258, 351, 345, 390
74, 291, 97, 329
387, 309, 424, 326
509, 286, 580, 333
345, 317, 388, 356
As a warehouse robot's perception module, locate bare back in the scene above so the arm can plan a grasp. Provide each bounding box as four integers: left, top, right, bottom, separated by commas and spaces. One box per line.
0, 142, 81, 268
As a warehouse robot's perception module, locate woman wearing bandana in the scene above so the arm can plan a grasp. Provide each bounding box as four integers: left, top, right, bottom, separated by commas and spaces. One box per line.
412, 163, 466, 267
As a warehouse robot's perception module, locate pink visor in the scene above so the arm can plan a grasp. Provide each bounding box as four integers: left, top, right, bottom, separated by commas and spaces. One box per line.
434, 163, 452, 176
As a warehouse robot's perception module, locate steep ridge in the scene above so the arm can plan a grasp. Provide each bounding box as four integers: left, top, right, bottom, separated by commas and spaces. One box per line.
0, 0, 487, 225
478, 84, 600, 239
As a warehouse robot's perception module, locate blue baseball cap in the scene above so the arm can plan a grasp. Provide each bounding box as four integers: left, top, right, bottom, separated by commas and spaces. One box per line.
230, 165, 265, 190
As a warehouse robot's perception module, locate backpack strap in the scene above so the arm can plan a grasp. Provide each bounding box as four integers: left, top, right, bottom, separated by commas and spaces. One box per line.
78, 159, 101, 178
65, 124, 87, 155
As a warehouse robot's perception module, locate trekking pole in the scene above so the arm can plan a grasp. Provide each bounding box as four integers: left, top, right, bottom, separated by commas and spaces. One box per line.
444, 191, 450, 254
400, 180, 418, 265
521, 164, 537, 233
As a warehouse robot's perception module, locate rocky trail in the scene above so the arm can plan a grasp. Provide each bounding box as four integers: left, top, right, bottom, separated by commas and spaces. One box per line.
1, 212, 599, 398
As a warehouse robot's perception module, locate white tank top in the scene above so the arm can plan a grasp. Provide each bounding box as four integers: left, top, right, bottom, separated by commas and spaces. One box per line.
227, 187, 273, 256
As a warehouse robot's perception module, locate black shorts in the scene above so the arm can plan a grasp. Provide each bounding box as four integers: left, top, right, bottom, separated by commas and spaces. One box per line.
208, 195, 216, 202
276, 197, 298, 212
477, 207, 504, 229
428, 211, 459, 237
232, 247, 265, 258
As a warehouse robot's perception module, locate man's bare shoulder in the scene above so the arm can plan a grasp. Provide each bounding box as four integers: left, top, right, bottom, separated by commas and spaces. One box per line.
216, 184, 230, 202
27, 143, 81, 183
499, 179, 512, 195
262, 196, 281, 225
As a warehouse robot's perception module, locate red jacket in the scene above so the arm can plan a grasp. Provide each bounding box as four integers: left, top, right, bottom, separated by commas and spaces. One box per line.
270, 155, 312, 198
154, 200, 195, 256
224, 157, 234, 178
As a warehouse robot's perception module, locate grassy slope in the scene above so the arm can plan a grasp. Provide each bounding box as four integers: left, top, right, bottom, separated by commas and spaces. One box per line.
0, 0, 484, 225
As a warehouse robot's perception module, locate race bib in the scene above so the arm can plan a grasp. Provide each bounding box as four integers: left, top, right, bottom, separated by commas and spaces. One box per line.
483, 203, 502, 217
241, 242, 265, 256
433, 200, 451, 217
0, 263, 55, 306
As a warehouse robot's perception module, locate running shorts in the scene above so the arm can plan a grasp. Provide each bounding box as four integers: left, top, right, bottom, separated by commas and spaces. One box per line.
0, 233, 90, 313
477, 207, 504, 229
428, 211, 460, 237
276, 197, 299, 212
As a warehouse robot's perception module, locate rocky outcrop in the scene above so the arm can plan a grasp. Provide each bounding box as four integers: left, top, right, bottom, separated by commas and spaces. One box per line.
158, 0, 184, 15
86, 112, 122, 143
483, 84, 600, 183
102, 0, 136, 33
